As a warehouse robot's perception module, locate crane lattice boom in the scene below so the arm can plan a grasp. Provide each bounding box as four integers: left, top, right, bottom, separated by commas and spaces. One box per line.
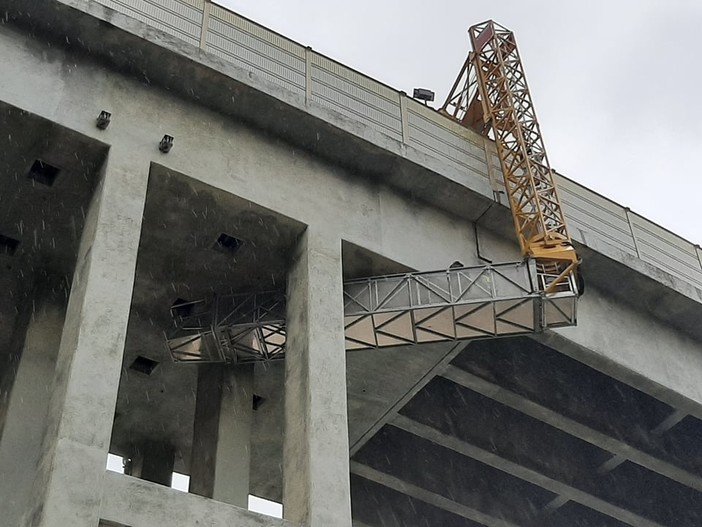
442, 20, 579, 294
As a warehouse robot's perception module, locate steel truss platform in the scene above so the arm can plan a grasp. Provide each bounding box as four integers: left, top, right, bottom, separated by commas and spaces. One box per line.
165, 261, 577, 364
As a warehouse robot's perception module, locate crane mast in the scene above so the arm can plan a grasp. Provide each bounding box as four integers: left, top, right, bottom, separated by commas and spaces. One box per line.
442, 20, 579, 294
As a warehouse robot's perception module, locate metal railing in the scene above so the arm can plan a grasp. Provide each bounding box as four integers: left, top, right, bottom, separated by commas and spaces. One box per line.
165, 262, 578, 363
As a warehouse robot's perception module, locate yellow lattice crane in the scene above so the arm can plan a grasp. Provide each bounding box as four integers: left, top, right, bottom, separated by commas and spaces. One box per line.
441, 20, 580, 294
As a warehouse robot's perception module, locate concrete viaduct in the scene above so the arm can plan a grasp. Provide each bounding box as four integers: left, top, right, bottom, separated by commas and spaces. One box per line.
1, 1, 701, 526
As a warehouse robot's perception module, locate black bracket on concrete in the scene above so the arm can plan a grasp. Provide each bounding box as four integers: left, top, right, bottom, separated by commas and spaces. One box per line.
96, 110, 111, 130
159, 134, 174, 153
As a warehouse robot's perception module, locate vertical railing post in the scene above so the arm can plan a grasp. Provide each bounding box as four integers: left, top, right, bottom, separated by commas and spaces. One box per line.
624, 208, 641, 258
399, 92, 409, 144
305, 47, 313, 106
199, 0, 211, 50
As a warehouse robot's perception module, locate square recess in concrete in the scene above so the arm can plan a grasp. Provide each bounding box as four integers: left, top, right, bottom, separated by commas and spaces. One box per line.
129, 356, 159, 376
0, 234, 20, 256
27, 159, 61, 186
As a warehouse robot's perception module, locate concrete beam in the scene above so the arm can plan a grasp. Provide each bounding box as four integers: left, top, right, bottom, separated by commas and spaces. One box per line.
651, 409, 687, 436
99, 471, 295, 527
391, 415, 666, 527
350, 461, 520, 527
594, 409, 688, 480
283, 229, 352, 527
540, 286, 702, 419
441, 364, 702, 493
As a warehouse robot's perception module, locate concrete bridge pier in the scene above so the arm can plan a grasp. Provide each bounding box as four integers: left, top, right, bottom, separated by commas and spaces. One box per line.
284, 229, 353, 527
126, 440, 176, 487
0, 282, 67, 527
189, 363, 254, 508
22, 150, 149, 527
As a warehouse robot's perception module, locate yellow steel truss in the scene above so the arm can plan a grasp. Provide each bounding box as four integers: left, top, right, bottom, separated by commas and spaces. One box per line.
442, 20, 579, 294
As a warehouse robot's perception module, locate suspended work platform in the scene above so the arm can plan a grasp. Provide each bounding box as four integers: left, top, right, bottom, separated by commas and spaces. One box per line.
165, 261, 577, 364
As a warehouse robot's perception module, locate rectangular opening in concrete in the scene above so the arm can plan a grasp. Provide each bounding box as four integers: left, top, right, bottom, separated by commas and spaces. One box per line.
0, 234, 19, 256
27, 159, 61, 186
129, 355, 159, 376
212, 232, 244, 256
170, 297, 194, 318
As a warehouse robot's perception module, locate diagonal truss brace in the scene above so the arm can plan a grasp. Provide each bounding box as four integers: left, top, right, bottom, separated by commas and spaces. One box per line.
165, 261, 577, 364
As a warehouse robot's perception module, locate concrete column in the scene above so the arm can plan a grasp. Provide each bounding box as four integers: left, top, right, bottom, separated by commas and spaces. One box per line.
23, 149, 148, 527
283, 228, 352, 527
190, 364, 254, 508
126, 441, 176, 487
0, 282, 67, 527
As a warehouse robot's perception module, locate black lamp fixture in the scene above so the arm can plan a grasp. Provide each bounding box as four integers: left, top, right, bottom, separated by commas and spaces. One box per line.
412, 88, 435, 105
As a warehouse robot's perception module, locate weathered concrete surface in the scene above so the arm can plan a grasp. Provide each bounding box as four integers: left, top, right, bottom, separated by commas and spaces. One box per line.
0, 0, 699, 357
190, 364, 254, 508
100, 471, 296, 527
0, 285, 66, 527
347, 342, 464, 455
127, 441, 176, 487
1, 1, 702, 525
0, 30, 481, 273
2, 0, 701, 333
546, 284, 702, 419
351, 336, 702, 527
441, 364, 702, 492
389, 415, 664, 527
24, 148, 148, 527
284, 229, 352, 526
351, 461, 521, 527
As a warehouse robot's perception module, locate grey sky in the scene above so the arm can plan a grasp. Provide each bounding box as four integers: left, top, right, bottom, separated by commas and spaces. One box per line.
216, 0, 701, 244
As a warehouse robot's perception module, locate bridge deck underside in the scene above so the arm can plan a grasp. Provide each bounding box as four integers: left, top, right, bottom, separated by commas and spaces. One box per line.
350, 336, 702, 527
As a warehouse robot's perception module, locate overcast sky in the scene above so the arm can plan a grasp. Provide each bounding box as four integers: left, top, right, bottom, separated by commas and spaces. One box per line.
215, 0, 701, 245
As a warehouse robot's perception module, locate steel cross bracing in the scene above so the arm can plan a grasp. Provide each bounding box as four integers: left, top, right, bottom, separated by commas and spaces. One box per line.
165, 262, 577, 364
441, 20, 579, 294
